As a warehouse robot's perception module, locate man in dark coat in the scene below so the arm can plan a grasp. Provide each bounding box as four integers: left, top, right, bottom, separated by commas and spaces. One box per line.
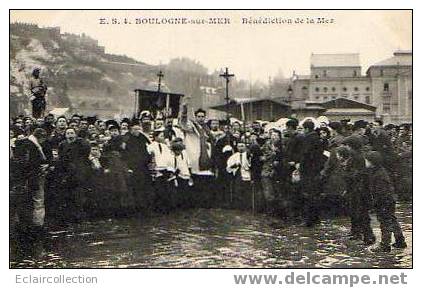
284, 119, 304, 167
299, 120, 324, 227
340, 136, 375, 245
122, 120, 152, 212
57, 127, 91, 222
214, 130, 245, 207
281, 119, 305, 219
10, 128, 49, 257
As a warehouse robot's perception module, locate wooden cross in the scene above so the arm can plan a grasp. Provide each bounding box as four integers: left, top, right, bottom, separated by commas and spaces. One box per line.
157, 70, 164, 92
219, 67, 235, 120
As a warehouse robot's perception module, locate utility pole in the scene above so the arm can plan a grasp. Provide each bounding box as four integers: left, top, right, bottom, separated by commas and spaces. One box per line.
219, 67, 235, 121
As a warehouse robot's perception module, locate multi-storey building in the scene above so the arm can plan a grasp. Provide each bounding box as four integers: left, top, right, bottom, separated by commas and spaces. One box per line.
367, 51, 412, 123
291, 51, 412, 124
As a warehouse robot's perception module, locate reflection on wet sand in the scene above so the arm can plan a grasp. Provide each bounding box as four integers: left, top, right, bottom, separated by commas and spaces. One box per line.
10, 203, 412, 268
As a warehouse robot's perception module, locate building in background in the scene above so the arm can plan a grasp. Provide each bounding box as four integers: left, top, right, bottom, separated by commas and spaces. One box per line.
367, 51, 412, 123
290, 51, 412, 124
210, 97, 291, 122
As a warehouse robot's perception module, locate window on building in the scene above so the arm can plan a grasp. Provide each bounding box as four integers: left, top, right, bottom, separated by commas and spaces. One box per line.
365, 96, 371, 104
323, 70, 327, 77
354, 87, 359, 92
354, 95, 359, 101
315, 75, 319, 79
315, 96, 320, 100
384, 83, 389, 92
383, 103, 390, 113
332, 87, 336, 92
353, 70, 357, 77
380, 69, 384, 77
332, 96, 337, 100
343, 87, 347, 92
315, 87, 320, 92
301, 86, 308, 96
323, 87, 328, 93
323, 96, 328, 100
366, 87, 370, 92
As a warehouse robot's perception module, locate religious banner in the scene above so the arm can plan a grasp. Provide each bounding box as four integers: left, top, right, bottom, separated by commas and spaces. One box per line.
134, 89, 184, 118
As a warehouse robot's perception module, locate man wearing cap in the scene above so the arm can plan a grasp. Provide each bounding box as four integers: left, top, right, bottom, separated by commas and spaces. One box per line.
365, 151, 407, 252
341, 135, 375, 245
352, 120, 371, 151
298, 120, 325, 227
122, 119, 152, 213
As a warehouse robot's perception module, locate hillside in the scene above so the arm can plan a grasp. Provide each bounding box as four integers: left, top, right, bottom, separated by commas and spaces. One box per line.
10, 23, 286, 119
10, 23, 162, 118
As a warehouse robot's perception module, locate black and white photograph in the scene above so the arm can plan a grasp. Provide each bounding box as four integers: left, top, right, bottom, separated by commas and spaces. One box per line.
9, 9, 412, 270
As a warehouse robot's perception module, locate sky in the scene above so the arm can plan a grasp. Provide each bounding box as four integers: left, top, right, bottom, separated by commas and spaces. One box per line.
10, 10, 412, 82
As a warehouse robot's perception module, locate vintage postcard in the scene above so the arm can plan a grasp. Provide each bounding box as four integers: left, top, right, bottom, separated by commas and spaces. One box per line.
9, 10, 412, 274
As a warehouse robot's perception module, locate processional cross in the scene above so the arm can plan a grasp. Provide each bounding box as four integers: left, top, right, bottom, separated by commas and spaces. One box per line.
219, 67, 235, 121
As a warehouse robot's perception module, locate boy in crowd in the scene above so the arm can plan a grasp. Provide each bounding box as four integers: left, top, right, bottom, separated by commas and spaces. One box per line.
336, 142, 375, 245
365, 151, 407, 252
168, 140, 193, 210
226, 141, 252, 210
148, 129, 173, 213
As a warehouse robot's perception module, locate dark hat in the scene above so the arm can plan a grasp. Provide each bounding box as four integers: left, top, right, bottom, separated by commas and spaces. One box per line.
121, 117, 130, 124
328, 121, 341, 131
286, 118, 299, 129
354, 120, 368, 129
105, 120, 119, 129
219, 119, 230, 126
342, 135, 363, 150
108, 125, 120, 131
130, 118, 141, 126
365, 151, 383, 167
302, 119, 315, 131
171, 142, 185, 151
384, 124, 396, 130
86, 116, 98, 125
400, 123, 411, 130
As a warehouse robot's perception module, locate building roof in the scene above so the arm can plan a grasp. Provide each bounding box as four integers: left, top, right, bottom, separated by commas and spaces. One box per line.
321, 98, 377, 112
311, 53, 360, 67
210, 97, 290, 110
231, 97, 261, 104
324, 108, 375, 115
370, 51, 412, 67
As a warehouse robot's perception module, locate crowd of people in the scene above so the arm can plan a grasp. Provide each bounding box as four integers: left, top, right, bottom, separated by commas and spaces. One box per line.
10, 103, 412, 256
